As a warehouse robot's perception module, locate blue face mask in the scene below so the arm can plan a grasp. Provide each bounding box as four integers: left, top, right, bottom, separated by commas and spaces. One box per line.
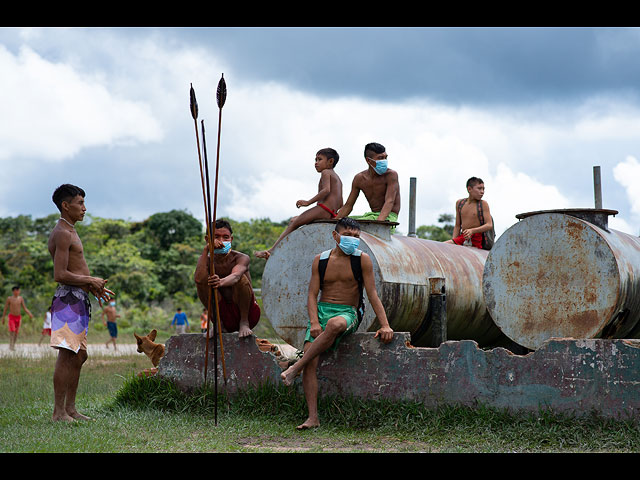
338, 234, 360, 255
373, 159, 388, 175
214, 241, 231, 255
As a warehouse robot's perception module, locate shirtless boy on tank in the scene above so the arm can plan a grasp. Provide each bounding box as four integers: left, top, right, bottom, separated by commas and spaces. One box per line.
336, 142, 400, 232
254, 148, 343, 260
446, 177, 493, 249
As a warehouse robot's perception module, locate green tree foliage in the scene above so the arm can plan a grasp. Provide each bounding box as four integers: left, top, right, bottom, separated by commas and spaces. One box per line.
417, 213, 454, 242
0, 211, 286, 324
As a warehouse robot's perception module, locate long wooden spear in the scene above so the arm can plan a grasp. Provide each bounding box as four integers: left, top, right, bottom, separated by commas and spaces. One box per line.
190, 83, 218, 420
212, 74, 227, 383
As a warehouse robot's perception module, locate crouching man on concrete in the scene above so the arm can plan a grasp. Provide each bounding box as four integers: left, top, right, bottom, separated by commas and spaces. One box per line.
280, 217, 393, 430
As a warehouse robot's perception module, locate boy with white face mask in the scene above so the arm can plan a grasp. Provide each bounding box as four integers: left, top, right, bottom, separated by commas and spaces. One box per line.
336, 142, 401, 232
280, 217, 393, 430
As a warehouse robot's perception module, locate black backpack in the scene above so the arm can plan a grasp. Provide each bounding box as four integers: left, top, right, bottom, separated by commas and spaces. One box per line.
457, 198, 495, 250
318, 249, 365, 328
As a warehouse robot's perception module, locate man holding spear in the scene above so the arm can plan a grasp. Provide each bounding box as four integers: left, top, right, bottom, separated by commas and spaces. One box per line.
194, 219, 260, 338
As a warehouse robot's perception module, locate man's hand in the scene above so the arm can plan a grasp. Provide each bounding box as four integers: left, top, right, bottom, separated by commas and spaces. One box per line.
208, 274, 222, 289
374, 326, 394, 344
309, 320, 322, 339
296, 199, 310, 208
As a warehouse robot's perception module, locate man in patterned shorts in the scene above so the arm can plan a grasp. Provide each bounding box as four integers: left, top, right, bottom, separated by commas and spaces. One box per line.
47, 184, 113, 422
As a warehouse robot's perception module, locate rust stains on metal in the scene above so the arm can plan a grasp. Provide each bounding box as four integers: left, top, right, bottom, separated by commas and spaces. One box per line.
484, 210, 640, 350
263, 221, 507, 349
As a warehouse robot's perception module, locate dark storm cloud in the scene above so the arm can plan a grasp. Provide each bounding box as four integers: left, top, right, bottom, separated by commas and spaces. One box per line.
174, 26, 640, 106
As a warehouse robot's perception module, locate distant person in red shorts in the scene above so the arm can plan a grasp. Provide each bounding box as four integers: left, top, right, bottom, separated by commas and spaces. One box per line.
446, 177, 493, 249
2, 286, 34, 350
195, 219, 260, 338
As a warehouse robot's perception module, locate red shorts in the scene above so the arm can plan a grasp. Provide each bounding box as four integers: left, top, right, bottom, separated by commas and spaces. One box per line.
452, 233, 483, 249
8, 314, 21, 332
318, 203, 338, 218
42, 328, 51, 336
217, 294, 261, 332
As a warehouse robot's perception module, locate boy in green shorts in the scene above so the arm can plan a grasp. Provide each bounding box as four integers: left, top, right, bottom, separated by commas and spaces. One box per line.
280, 217, 394, 430
336, 142, 400, 232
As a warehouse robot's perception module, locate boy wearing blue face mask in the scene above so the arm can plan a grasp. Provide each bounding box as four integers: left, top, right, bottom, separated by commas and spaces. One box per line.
336, 142, 401, 233
195, 219, 260, 338
280, 217, 394, 430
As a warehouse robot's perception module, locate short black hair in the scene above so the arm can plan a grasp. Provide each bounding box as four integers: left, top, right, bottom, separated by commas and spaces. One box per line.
214, 218, 233, 234
466, 177, 484, 188
52, 184, 85, 212
364, 142, 386, 158
12, 286, 19, 291
335, 217, 361, 233
317, 147, 340, 167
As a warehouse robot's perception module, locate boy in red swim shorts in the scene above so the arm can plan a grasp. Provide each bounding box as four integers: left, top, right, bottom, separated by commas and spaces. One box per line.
254, 148, 343, 260
2, 286, 34, 351
446, 177, 493, 250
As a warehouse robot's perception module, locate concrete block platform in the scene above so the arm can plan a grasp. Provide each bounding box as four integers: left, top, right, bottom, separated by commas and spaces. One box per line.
157, 332, 640, 419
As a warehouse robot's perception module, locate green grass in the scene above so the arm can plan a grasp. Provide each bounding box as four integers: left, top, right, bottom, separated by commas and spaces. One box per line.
2, 350, 640, 453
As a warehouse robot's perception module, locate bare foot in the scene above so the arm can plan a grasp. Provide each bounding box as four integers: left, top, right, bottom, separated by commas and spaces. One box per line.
52, 412, 75, 422
239, 327, 253, 338
67, 409, 92, 421
254, 250, 271, 260
296, 418, 320, 430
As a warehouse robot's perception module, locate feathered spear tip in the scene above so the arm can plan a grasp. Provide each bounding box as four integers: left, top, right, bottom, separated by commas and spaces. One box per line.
190, 83, 199, 120
216, 74, 227, 109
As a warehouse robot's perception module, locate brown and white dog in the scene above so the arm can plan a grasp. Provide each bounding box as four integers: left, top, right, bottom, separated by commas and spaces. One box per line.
134, 329, 165, 376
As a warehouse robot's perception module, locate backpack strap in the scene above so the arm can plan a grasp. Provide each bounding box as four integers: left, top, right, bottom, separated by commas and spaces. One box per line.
318, 249, 332, 289
350, 250, 365, 327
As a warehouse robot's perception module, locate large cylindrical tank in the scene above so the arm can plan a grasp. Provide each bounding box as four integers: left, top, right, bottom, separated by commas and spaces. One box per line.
262, 220, 508, 349
482, 209, 640, 350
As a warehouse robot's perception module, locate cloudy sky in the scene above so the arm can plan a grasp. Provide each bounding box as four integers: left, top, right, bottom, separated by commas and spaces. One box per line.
1, 26, 640, 238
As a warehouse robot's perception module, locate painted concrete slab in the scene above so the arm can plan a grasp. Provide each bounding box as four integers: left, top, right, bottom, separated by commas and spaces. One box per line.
158, 332, 640, 419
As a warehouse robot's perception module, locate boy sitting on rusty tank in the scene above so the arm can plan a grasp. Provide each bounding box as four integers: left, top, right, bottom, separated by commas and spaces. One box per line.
195, 219, 260, 338
280, 217, 394, 430
446, 176, 494, 249
254, 148, 344, 260
335, 142, 400, 232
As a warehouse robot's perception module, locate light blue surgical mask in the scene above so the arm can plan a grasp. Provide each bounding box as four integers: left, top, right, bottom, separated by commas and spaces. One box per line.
214, 241, 231, 255
373, 159, 388, 175
337, 234, 360, 255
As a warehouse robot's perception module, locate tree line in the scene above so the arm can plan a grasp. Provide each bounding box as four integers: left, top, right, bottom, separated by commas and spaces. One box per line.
0, 210, 451, 336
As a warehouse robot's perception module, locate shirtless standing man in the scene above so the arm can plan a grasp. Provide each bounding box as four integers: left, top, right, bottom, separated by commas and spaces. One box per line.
280, 217, 394, 430
2, 286, 34, 350
336, 142, 400, 232
195, 219, 260, 338
48, 184, 113, 422
446, 177, 493, 249
255, 148, 343, 259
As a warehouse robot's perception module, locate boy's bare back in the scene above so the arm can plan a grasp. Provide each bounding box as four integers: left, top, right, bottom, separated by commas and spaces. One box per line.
318, 168, 343, 213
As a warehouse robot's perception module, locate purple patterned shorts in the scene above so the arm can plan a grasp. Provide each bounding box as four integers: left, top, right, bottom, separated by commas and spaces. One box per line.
50, 285, 91, 353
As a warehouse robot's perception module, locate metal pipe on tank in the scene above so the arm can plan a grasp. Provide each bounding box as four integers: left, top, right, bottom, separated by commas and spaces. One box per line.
482, 209, 640, 350
262, 220, 509, 349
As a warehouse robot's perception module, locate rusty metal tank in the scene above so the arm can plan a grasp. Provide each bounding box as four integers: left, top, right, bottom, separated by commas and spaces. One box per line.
262, 220, 509, 349
482, 209, 640, 350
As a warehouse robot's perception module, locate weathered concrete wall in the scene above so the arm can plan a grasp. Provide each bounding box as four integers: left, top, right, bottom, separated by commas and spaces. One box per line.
158, 332, 640, 419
